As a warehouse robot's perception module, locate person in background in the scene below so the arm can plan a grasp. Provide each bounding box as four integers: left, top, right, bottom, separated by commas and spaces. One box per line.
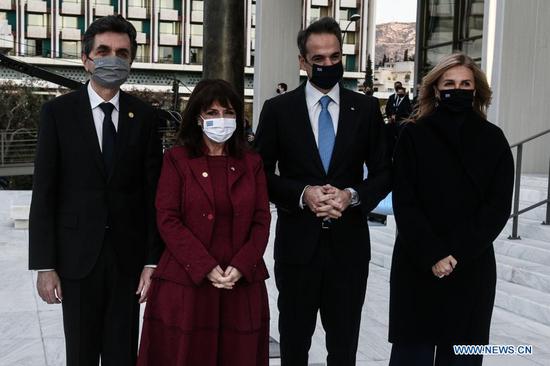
385, 80, 410, 122
277, 82, 288, 95
363, 81, 380, 107
137, 79, 271, 366
244, 117, 255, 145
29, 15, 163, 366
389, 52, 514, 366
393, 86, 412, 123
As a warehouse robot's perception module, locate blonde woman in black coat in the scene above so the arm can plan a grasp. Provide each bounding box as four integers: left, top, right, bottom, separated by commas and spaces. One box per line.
389, 53, 514, 366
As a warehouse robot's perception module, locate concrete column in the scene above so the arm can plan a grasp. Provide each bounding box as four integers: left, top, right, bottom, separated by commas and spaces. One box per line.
203, 0, 245, 97
484, 0, 550, 173
252, 0, 302, 129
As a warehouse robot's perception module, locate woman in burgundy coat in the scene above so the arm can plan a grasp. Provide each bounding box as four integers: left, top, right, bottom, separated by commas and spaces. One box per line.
137, 79, 271, 366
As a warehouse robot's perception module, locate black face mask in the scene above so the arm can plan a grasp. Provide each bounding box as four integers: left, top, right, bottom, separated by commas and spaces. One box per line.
438, 89, 474, 113
308, 61, 344, 90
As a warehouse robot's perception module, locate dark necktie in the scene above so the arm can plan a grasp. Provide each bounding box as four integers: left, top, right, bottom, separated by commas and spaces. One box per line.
99, 102, 116, 174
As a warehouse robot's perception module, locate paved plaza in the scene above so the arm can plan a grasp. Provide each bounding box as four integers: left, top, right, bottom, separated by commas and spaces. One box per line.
0, 191, 549, 365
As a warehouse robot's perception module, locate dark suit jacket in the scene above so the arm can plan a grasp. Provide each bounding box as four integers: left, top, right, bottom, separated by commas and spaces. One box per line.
385, 93, 412, 121
29, 84, 164, 279
255, 83, 391, 265
153, 147, 271, 286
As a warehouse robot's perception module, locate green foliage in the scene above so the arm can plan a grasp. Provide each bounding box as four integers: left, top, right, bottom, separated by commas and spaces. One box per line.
365, 54, 374, 88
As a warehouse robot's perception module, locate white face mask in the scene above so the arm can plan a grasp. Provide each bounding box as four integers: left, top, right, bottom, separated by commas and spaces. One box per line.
200, 117, 237, 143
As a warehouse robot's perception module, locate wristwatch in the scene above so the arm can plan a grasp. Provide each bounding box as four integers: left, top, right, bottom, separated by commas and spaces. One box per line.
345, 188, 359, 206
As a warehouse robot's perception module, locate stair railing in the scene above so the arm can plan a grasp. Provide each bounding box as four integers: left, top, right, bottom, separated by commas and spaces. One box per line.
508, 128, 550, 240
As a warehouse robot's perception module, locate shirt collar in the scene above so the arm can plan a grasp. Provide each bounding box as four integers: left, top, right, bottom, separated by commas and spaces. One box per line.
87, 82, 120, 111
305, 80, 340, 110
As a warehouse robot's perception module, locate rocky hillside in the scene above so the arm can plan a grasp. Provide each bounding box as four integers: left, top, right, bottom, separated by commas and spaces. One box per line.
375, 22, 416, 65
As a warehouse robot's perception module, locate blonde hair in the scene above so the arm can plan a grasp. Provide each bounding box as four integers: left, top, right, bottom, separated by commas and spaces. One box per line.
411, 52, 492, 122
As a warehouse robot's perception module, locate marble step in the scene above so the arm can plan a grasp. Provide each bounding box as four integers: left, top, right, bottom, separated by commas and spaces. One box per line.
517, 186, 549, 204
504, 216, 550, 242
496, 254, 550, 293
495, 280, 550, 326
515, 201, 548, 221
494, 236, 550, 266
520, 174, 549, 189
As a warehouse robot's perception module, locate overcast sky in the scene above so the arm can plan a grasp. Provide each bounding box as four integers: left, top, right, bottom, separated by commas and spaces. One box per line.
376, 0, 417, 24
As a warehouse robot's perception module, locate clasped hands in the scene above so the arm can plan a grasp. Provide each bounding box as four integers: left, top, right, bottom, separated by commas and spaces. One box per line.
207, 265, 242, 290
304, 184, 352, 219
432, 255, 458, 278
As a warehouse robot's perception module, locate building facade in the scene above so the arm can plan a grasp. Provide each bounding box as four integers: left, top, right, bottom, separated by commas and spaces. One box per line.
0, 0, 375, 96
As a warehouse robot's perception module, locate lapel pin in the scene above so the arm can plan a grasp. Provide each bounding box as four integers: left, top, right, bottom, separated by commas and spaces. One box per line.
230, 166, 235, 172
350, 107, 355, 111
202, 172, 208, 178
128, 112, 134, 118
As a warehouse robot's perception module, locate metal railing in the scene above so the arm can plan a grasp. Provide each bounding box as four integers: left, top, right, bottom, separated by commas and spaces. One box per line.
0, 127, 178, 176
508, 128, 550, 240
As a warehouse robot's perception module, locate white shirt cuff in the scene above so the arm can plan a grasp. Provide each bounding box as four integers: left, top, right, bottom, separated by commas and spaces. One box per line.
299, 185, 310, 209
144, 265, 157, 268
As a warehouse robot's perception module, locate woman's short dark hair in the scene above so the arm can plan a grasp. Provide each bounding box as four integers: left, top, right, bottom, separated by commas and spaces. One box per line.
175, 79, 247, 158
297, 17, 342, 57
83, 15, 138, 61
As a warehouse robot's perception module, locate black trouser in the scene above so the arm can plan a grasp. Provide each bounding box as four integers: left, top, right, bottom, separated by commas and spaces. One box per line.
389, 343, 484, 366
60, 232, 140, 366
275, 230, 369, 366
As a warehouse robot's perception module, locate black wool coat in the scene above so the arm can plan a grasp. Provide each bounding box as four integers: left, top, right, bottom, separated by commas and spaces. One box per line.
389, 107, 514, 344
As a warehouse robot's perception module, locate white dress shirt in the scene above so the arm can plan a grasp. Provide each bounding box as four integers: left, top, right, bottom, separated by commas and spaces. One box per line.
299, 81, 359, 208
305, 80, 340, 146
88, 82, 120, 152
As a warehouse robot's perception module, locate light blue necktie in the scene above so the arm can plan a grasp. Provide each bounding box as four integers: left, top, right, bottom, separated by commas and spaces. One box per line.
318, 95, 335, 173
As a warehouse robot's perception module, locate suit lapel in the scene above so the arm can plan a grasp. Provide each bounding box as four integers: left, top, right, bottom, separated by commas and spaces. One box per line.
294, 84, 325, 175
188, 156, 215, 208
327, 88, 360, 176
78, 85, 106, 179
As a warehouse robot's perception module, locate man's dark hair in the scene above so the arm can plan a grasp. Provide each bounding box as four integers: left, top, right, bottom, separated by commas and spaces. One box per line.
394, 81, 403, 88
83, 15, 138, 61
175, 79, 247, 158
297, 17, 342, 58
278, 82, 288, 92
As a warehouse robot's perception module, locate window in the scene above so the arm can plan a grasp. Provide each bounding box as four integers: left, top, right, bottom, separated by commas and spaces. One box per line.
159, 0, 174, 9
94, 0, 111, 5
27, 14, 47, 27
310, 6, 329, 23
344, 32, 355, 44
190, 24, 203, 36
159, 21, 177, 35
158, 46, 173, 63
418, 0, 484, 78
63, 0, 81, 4
26, 39, 44, 56
190, 47, 203, 64
135, 44, 149, 62
61, 41, 81, 59
129, 20, 143, 32
62, 16, 78, 28
128, 0, 146, 7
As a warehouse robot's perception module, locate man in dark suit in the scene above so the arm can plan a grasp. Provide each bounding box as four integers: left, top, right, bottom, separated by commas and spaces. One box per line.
29, 15, 163, 366
255, 17, 391, 365
385, 80, 411, 122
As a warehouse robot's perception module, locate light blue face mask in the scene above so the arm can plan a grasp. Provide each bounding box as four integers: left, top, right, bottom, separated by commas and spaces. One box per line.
89, 56, 130, 89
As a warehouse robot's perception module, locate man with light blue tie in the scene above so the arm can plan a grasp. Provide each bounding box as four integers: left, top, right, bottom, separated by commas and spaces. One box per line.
255, 17, 391, 366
